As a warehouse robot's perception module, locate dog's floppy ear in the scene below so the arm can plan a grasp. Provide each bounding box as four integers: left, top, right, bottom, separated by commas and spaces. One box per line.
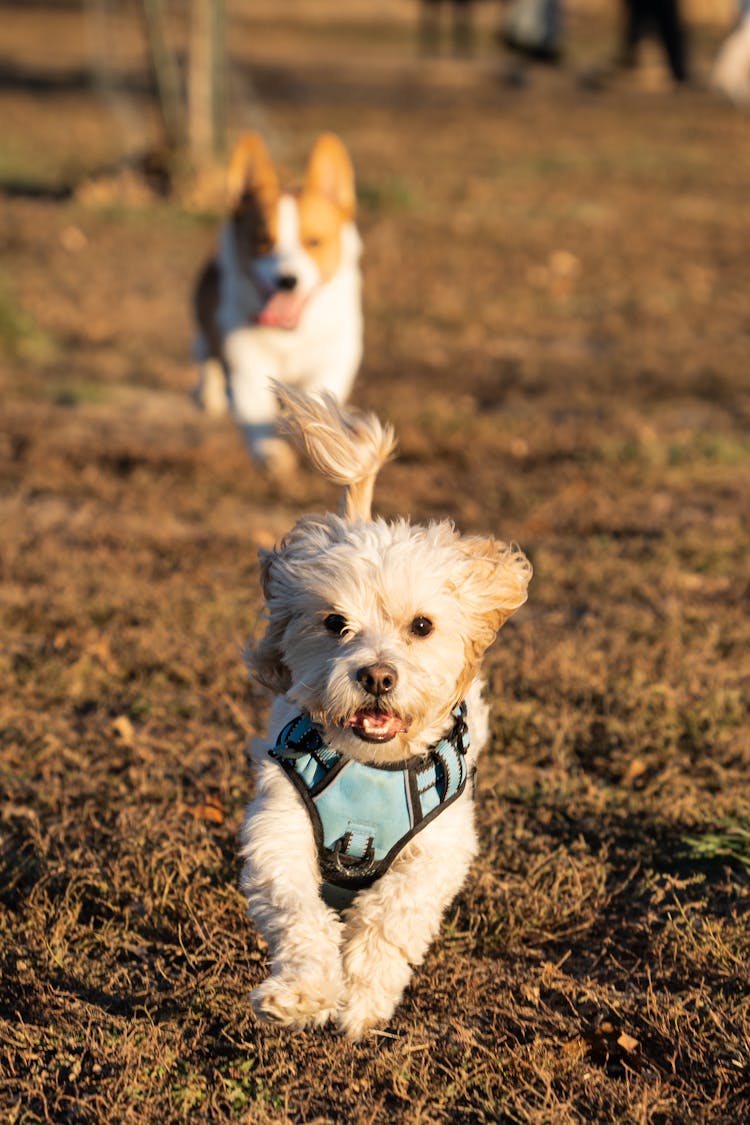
244, 548, 292, 694
227, 132, 280, 212
457, 536, 532, 660
304, 133, 356, 220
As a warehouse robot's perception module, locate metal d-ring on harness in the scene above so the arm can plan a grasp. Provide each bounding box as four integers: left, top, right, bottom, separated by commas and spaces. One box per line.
269, 703, 472, 902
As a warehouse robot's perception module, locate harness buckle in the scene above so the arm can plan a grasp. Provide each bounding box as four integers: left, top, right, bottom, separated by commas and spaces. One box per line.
328, 832, 376, 878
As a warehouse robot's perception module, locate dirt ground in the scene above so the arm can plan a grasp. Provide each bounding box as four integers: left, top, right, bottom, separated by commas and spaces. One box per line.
1, 2, 750, 1122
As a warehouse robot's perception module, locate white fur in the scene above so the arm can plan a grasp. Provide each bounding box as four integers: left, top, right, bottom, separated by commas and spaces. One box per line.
239, 391, 531, 1039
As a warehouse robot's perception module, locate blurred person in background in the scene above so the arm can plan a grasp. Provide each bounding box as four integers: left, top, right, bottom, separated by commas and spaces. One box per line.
619, 0, 689, 84
499, 0, 563, 63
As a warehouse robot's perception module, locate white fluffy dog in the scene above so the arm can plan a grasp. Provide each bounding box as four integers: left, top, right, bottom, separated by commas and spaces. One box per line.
239, 387, 532, 1039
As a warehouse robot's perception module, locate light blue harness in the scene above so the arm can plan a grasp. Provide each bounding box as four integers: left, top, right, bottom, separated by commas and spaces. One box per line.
269, 703, 472, 904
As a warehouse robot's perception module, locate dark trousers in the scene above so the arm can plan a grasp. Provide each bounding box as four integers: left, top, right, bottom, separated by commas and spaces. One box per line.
623, 0, 688, 82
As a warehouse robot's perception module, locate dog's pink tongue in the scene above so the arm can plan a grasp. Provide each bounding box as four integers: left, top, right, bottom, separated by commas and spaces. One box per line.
347, 711, 407, 740
257, 290, 307, 330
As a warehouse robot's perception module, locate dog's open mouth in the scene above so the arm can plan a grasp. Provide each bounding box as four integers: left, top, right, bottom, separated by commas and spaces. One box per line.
255, 289, 311, 330
346, 710, 409, 744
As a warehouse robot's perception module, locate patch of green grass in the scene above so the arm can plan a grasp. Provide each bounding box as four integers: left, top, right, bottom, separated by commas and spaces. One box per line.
683, 822, 750, 874
359, 176, 421, 214
170, 1061, 208, 1113
0, 143, 63, 194
48, 379, 112, 407
0, 285, 57, 364
175, 206, 223, 227
217, 1058, 282, 1117
596, 430, 750, 472
693, 433, 750, 466
126, 698, 152, 721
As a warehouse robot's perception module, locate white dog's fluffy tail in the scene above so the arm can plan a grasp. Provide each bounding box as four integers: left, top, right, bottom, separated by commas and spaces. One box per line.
274, 382, 396, 520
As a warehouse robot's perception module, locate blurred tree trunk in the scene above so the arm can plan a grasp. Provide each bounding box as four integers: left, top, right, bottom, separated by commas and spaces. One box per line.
141, 0, 185, 152
188, 0, 226, 160
140, 0, 226, 167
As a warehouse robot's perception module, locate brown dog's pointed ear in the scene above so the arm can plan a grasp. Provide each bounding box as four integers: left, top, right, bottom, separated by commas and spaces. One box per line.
304, 133, 356, 220
227, 132, 280, 212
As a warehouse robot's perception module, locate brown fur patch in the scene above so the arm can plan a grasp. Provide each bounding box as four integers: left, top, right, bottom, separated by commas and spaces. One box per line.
227, 133, 280, 214
296, 192, 346, 282
296, 134, 357, 281
304, 133, 356, 221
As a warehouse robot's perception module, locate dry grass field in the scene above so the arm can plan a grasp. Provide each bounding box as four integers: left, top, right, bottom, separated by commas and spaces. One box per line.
1, 2, 749, 1122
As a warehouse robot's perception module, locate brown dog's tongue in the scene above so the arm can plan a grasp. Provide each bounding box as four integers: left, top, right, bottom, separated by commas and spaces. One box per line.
257, 290, 307, 329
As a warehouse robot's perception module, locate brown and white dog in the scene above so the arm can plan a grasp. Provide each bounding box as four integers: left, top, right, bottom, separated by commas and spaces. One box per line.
193, 133, 363, 474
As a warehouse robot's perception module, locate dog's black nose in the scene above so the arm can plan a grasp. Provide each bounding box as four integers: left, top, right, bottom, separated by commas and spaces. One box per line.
276, 274, 298, 291
356, 663, 398, 697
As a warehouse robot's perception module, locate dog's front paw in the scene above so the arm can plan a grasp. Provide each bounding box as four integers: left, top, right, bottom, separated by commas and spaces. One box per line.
337, 936, 414, 1040
336, 971, 410, 1040
336, 993, 385, 1041
251, 971, 342, 1031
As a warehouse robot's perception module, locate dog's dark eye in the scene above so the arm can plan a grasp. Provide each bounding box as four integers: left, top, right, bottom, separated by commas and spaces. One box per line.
324, 613, 348, 636
410, 616, 434, 638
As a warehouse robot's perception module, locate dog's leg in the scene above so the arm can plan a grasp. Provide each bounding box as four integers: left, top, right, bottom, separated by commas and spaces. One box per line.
223, 329, 297, 477
192, 357, 230, 416
337, 805, 477, 1040
240, 771, 344, 1029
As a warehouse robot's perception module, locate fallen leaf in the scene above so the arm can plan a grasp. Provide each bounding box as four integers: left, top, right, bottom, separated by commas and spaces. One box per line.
622, 757, 648, 785
186, 799, 224, 825
617, 1031, 640, 1054
112, 715, 135, 745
